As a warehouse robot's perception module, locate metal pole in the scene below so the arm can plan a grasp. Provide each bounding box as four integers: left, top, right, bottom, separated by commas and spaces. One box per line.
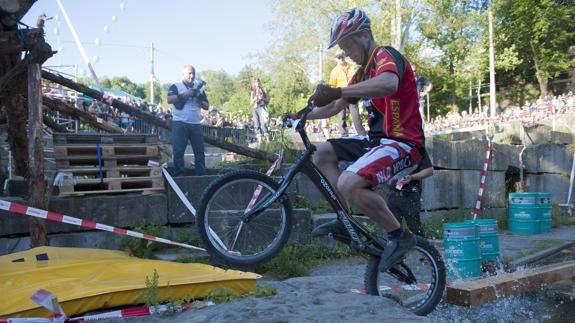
318, 44, 323, 82
469, 81, 472, 115
426, 93, 430, 123
56, 0, 101, 89
488, 10, 496, 117
395, 0, 401, 49
150, 42, 154, 104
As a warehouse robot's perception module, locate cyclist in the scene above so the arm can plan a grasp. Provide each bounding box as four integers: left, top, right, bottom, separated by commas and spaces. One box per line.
304, 8, 425, 272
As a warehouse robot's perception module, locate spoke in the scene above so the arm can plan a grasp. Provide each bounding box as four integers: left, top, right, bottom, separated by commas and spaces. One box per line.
230, 220, 245, 250
208, 226, 228, 251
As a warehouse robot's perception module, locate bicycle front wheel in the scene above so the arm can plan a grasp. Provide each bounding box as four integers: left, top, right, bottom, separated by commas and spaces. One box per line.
197, 170, 293, 267
364, 236, 446, 316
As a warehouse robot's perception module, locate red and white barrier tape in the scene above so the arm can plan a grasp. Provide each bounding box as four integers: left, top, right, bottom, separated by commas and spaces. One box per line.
0, 289, 214, 323
68, 301, 214, 322
472, 137, 492, 221
0, 200, 204, 251
245, 156, 282, 211
351, 283, 431, 294
0, 290, 66, 323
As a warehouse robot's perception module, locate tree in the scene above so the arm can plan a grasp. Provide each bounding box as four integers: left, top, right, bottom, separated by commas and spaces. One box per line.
495, 0, 575, 97
419, 1, 485, 109
200, 70, 235, 108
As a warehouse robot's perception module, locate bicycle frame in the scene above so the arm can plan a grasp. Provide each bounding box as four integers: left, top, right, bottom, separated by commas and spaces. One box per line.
241, 104, 386, 257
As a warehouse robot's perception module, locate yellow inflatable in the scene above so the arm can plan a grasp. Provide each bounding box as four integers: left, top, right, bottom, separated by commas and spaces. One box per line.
0, 246, 259, 318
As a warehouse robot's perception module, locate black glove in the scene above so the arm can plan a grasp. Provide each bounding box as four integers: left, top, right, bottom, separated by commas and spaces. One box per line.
309, 84, 342, 107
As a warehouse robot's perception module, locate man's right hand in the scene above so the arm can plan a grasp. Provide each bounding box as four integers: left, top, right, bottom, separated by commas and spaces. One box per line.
183, 89, 196, 97
309, 84, 342, 107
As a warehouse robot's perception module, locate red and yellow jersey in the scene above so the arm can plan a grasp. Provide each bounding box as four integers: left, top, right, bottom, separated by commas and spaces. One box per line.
344, 47, 424, 147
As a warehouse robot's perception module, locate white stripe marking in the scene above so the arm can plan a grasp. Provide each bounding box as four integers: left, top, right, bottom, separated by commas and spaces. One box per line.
127, 231, 144, 238
27, 207, 48, 219
96, 223, 114, 232
0, 200, 10, 210
62, 216, 82, 226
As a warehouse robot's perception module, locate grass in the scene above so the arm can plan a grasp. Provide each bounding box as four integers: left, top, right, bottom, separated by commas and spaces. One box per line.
120, 220, 172, 259
245, 240, 353, 280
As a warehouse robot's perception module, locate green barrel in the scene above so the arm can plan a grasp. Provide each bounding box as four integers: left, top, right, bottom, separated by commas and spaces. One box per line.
509, 192, 540, 235
538, 192, 552, 233
465, 219, 500, 263
443, 222, 481, 278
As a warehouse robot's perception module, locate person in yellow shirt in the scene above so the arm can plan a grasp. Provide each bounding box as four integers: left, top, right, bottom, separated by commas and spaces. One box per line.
329, 50, 366, 136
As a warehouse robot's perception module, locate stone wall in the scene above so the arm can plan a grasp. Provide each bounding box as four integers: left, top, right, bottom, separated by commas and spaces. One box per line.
0, 134, 573, 254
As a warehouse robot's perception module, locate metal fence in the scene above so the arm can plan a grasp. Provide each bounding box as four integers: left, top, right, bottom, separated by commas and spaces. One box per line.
44, 110, 254, 145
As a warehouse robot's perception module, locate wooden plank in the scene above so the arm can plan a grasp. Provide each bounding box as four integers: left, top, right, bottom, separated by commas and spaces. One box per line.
58, 187, 164, 197
57, 166, 162, 179
446, 260, 575, 307
59, 176, 164, 196
52, 132, 158, 145
53, 144, 159, 158
43, 96, 124, 133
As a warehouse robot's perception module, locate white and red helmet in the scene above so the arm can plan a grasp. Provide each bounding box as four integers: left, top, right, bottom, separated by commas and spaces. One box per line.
327, 8, 371, 49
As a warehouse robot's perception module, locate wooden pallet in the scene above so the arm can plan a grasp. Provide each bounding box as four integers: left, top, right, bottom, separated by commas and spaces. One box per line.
53, 132, 158, 145
58, 174, 164, 197
54, 144, 159, 159
57, 166, 162, 179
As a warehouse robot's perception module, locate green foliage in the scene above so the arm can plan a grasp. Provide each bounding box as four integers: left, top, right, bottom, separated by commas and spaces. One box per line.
206, 288, 239, 304
495, 0, 575, 96
120, 221, 170, 259
250, 240, 352, 279
138, 269, 160, 308
201, 70, 235, 108
292, 195, 333, 214
253, 283, 278, 298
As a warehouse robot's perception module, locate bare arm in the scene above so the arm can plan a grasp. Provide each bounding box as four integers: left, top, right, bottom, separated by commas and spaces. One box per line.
341, 72, 399, 99
167, 94, 178, 104
407, 166, 433, 182
306, 99, 347, 120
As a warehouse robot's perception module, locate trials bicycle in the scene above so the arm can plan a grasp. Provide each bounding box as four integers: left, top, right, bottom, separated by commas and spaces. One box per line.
197, 103, 446, 316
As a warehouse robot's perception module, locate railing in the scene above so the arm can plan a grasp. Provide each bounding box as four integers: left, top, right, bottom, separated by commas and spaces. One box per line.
44, 110, 254, 145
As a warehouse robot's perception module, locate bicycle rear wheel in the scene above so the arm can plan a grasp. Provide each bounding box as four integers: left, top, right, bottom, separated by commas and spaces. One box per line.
364, 236, 446, 316
197, 170, 293, 267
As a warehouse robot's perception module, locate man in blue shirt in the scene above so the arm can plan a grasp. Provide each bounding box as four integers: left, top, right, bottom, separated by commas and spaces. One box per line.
413, 65, 432, 122
167, 65, 209, 176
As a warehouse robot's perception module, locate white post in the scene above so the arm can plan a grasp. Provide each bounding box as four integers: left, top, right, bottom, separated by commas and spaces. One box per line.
395, 0, 401, 49
488, 10, 496, 117
318, 44, 323, 82
56, 0, 101, 89
150, 42, 155, 104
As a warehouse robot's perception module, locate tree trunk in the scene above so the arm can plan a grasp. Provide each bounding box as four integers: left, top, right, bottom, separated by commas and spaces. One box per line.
530, 42, 548, 97
1, 50, 28, 177
27, 59, 48, 247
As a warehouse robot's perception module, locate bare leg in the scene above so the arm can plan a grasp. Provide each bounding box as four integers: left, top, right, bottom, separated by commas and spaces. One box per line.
337, 171, 401, 232
349, 104, 366, 136
312, 142, 341, 190
336, 108, 347, 135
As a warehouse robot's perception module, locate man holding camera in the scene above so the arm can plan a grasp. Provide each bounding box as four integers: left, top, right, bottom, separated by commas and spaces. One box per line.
167, 65, 209, 176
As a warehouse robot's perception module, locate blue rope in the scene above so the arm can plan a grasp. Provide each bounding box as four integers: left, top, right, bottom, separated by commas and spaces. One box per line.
96, 144, 104, 184
16, 21, 30, 53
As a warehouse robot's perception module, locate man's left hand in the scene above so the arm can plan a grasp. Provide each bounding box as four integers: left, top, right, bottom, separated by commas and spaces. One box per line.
309, 84, 342, 107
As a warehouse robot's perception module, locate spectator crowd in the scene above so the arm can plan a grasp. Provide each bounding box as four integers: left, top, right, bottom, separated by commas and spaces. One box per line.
42, 83, 575, 139
425, 92, 575, 133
